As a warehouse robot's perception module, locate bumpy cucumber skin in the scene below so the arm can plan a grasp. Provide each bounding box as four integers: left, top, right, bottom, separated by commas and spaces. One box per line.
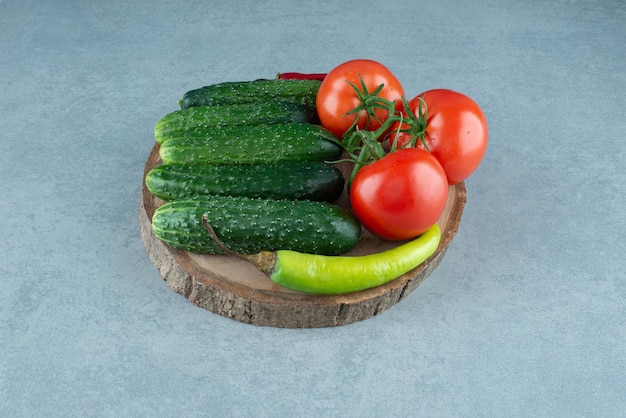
159, 124, 342, 165
151, 197, 362, 255
154, 101, 319, 145
179, 79, 321, 110
145, 161, 345, 202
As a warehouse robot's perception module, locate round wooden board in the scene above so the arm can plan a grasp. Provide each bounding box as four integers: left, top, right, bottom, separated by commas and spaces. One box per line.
139, 142, 466, 328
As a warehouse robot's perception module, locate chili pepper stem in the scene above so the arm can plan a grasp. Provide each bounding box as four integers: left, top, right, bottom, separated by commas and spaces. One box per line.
201, 215, 276, 276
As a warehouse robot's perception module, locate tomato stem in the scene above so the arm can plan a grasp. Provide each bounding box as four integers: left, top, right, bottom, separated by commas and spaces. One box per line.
334, 79, 431, 189
340, 96, 402, 185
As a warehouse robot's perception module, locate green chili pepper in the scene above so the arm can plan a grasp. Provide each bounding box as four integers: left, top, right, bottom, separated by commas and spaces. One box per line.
202, 216, 441, 295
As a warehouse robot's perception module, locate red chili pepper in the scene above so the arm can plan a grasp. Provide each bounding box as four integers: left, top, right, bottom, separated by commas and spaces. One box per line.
276, 72, 327, 81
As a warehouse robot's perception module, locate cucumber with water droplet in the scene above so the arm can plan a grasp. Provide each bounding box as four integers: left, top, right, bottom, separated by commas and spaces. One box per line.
178, 79, 321, 109
154, 101, 319, 144
151, 196, 361, 255
145, 161, 345, 202
159, 123, 342, 165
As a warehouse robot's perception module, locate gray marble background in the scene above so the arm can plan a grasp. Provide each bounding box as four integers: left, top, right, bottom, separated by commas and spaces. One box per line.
1, 0, 624, 416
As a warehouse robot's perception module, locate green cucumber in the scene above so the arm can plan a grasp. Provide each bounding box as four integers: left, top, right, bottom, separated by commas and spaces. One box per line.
154, 101, 319, 145
159, 123, 342, 165
151, 196, 361, 255
145, 161, 345, 202
179, 79, 321, 110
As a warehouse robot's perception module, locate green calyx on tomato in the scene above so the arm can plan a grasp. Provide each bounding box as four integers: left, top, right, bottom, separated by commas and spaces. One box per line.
341, 77, 396, 138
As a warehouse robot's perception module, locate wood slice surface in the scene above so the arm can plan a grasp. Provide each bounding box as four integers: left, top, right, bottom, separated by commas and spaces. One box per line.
139, 142, 466, 328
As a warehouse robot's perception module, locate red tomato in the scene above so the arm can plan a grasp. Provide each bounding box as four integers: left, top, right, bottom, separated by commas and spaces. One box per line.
349, 148, 449, 241
316, 59, 405, 138
393, 89, 488, 185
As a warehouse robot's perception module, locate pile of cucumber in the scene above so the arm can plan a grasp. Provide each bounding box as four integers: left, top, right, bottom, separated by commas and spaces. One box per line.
146, 79, 362, 256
